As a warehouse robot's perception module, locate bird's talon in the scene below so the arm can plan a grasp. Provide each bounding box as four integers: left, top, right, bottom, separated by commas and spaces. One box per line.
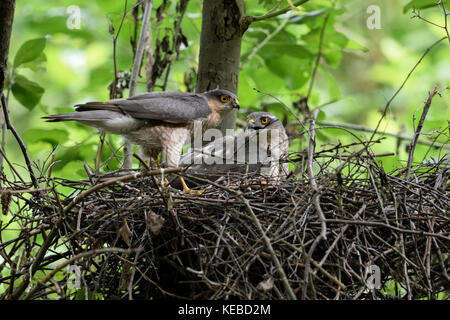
179, 176, 205, 195
157, 178, 169, 186
184, 188, 206, 195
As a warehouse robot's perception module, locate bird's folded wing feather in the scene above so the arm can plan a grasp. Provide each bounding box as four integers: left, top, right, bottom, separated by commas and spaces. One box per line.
180, 130, 263, 166
76, 93, 211, 124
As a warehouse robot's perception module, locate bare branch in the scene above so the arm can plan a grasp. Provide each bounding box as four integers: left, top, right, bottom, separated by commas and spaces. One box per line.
247, 0, 310, 23
406, 86, 439, 180
1, 95, 38, 189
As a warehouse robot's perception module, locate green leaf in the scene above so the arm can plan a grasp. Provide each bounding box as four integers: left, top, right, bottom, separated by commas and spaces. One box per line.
23, 128, 69, 146
11, 74, 45, 110
345, 39, 368, 52
403, 0, 440, 13
323, 49, 343, 68
13, 38, 47, 68
266, 56, 310, 90
251, 68, 286, 94
316, 129, 330, 142
320, 66, 341, 100
260, 44, 313, 60
316, 109, 326, 122
20, 53, 47, 72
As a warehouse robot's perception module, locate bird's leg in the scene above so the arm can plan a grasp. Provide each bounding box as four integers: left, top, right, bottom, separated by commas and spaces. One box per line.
152, 158, 169, 186
154, 162, 203, 194
164, 141, 205, 195
178, 176, 205, 195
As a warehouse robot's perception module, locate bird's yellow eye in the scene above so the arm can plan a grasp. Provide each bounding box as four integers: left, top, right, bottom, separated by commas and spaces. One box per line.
220, 95, 230, 103
261, 117, 269, 125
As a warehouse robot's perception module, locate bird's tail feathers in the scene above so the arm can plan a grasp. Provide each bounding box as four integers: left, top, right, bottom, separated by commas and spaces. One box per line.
42, 111, 117, 123
75, 102, 120, 112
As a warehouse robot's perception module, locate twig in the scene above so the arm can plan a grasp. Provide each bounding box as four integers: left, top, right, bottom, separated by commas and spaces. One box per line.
122, 0, 154, 170
412, 1, 450, 43
95, 132, 106, 174
368, 36, 446, 146
302, 108, 326, 299
129, 0, 153, 97
281, 239, 346, 291
253, 88, 310, 139
312, 120, 450, 150
316, 204, 366, 270
441, 0, 450, 42
322, 219, 449, 241
181, 172, 296, 299
63, 167, 183, 215
246, 0, 310, 23
239, 194, 297, 300
0, 147, 26, 184
306, 13, 330, 101
307, 110, 326, 239
111, 0, 130, 99
3, 187, 50, 195
145, 1, 154, 92
8, 218, 62, 300
241, 12, 291, 67
161, 0, 189, 91
24, 247, 141, 300
1, 95, 38, 189
406, 86, 439, 180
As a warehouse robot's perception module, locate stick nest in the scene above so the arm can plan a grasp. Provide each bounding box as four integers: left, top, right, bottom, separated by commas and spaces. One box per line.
1, 152, 449, 300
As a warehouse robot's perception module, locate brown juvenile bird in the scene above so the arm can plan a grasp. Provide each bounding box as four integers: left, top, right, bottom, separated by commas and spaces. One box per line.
42, 89, 240, 192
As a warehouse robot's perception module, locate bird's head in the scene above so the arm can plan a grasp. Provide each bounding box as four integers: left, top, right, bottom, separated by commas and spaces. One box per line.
247, 112, 282, 131
204, 89, 240, 111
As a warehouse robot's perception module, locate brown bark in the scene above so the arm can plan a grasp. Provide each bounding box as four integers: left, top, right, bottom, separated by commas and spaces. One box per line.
0, 0, 16, 176
196, 0, 249, 133
0, 0, 16, 92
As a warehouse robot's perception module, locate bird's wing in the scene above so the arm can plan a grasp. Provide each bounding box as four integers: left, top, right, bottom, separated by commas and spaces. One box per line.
180, 130, 261, 167
76, 92, 212, 124
180, 135, 234, 166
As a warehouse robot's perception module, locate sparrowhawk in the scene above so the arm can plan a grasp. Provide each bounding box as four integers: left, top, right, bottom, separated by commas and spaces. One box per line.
42, 89, 240, 192
179, 112, 289, 182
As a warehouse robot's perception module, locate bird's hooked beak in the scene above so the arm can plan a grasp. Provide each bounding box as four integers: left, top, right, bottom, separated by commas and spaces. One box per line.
247, 118, 256, 131
232, 98, 240, 109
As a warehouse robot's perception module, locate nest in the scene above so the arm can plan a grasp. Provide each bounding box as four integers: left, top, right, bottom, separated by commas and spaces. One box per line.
1, 148, 448, 300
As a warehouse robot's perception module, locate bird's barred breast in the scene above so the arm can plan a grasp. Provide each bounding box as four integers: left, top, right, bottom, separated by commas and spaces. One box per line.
123, 123, 191, 161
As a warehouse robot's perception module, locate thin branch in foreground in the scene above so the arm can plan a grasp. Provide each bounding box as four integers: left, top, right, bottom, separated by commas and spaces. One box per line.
63, 167, 184, 215
161, 0, 189, 91
24, 247, 142, 300
368, 36, 447, 146
406, 86, 439, 180
412, 1, 450, 43
313, 120, 450, 150
306, 13, 330, 101
302, 108, 327, 300
239, 194, 297, 300
123, 0, 154, 170
1, 94, 38, 189
241, 12, 291, 67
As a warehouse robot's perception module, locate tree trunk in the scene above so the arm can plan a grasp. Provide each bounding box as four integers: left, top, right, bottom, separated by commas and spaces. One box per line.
0, 0, 16, 176
0, 0, 16, 92
196, 0, 248, 133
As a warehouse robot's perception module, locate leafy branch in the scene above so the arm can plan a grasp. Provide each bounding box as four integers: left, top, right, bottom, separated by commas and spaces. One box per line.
411, 0, 450, 43
246, 0, 310, 23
